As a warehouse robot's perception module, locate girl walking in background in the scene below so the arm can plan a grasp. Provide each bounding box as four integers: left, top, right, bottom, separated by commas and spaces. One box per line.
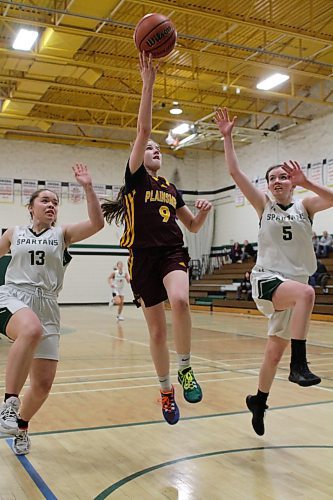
102, 52, 212, 425
108, 261, 130, 320
215, 107, 333, 436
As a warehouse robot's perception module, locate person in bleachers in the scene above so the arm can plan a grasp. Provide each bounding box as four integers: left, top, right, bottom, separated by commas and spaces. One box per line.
229, 242, 242, 263
308, 259, 330, 290
241, 240, 257, 262
317, 230, 333, 258
236, 271, 252, 300
312, 231, 319, 255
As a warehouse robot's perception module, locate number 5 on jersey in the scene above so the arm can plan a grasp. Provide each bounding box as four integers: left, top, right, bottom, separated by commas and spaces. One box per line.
282, 226, 292, 241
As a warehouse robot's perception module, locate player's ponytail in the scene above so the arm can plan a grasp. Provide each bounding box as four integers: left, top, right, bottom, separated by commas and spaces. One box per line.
101, 185, 126, 225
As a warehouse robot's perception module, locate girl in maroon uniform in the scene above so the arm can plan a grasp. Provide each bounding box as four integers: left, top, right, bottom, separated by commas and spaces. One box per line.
102, 52, 212, 425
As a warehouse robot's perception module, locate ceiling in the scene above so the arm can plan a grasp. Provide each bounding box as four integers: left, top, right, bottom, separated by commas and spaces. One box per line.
0, 0, 332, 152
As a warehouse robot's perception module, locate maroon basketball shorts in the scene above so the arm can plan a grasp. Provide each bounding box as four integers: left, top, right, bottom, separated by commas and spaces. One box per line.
128, 246, 190, 307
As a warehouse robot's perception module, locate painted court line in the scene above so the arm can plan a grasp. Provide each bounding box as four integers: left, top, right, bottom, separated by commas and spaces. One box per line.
48, 374, 258, 396
5, 439, 57, 500
94, 445, 333, 499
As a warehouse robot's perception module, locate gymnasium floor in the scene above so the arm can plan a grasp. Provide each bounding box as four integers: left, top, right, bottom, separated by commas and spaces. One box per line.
0, 305, 332, 499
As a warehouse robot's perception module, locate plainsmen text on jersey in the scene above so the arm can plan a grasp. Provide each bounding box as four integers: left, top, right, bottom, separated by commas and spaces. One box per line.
121, 163, 185, 249
255, 199, 316, 278
5, 225, 71, 295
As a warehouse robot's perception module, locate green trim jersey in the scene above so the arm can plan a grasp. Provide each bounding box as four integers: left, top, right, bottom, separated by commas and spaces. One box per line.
120, 163, 185, 249
113, 269, 126, 290
254, 199, 316, 278
5, 225, 72, 295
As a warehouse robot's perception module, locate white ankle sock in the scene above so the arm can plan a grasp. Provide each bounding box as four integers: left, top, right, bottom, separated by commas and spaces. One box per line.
159, 375, 171, 392
178, 353, 191, 371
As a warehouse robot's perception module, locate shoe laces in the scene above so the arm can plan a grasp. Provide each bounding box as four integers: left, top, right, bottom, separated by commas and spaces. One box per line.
161, 391, 176, 413
1, 403, 18, 422
180, 369, 198, 390
16, 430, 28, 442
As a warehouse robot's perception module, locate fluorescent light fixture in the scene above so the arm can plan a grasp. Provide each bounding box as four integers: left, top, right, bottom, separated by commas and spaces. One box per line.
170, 101, 183, 115
170, 108, 182, 115
13, 28, 39, 51
165, 131, 175, 145
256, 73, 289, 90
172, 123, 190, 135
177, 133, 196, 146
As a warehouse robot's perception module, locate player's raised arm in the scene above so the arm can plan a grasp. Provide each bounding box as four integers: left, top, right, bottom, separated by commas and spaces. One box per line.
129, 52, 158, 174
63, 164, 104, 246
215, 107, 267, 217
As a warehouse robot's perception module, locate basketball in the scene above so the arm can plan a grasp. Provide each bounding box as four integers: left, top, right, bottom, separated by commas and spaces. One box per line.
134, 13, 177, 58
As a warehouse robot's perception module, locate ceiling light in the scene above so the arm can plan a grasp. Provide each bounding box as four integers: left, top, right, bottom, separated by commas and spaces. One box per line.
165, 131, 175, 145
171, 123, 190, 135
178, 133, 196, 146
222, 84, 228, 92
235, 87, 240, 94
256, 73, 289, 90
170, 101, 183, 115
13, 28, 39, 51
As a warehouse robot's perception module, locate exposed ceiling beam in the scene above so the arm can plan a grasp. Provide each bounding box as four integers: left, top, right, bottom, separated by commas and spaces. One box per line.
2, 15, 333, 82
129, 0, 333, 45
0, 111, 168, 135
2, 0, 333, 45
2, 96, 312, 123
0, 71, 330, 115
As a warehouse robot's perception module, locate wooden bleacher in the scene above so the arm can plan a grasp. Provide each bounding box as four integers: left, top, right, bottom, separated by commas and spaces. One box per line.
189, 258, 333, 320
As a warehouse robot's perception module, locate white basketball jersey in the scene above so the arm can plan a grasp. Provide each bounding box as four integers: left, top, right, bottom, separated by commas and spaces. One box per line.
255, 199, 316, 278
113, 269, 126, 289
6, 225, 71, 295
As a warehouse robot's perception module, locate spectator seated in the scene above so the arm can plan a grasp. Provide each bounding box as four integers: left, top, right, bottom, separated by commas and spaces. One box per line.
316, 231, 333, 258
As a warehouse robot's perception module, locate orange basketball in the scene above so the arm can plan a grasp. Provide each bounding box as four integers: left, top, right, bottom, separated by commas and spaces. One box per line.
134, 13, 177, 59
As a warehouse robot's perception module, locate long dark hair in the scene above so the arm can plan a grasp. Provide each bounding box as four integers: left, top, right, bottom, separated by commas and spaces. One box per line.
101, 185, 126, 225
103, 139, 159, 225
265, 164, 284, 182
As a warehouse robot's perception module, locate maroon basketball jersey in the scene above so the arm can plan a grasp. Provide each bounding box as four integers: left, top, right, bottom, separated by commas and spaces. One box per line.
120, 163, 185, 249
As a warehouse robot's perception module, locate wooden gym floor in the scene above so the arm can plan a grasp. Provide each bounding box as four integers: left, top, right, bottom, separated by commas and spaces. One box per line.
0, 305, 332, 499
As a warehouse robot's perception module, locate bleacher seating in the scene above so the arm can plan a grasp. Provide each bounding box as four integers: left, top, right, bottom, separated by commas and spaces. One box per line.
189, 258, 333, 319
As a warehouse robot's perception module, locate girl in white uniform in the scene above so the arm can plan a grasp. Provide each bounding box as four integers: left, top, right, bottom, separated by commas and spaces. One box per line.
0, 164, 104, 454
215, 107, 333, 436
108, 261, 130, 320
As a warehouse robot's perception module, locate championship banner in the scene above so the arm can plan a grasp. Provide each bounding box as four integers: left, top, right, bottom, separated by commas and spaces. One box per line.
93, 183, 107, 200
326, 158, 333, 187
0, 178, 14, 203
257, 176, 267, 193
68, 182, 83, 203
112, 185, 121, 201
45, 180, 62, 201
308, 161, 323, 185
234, 186, 245, 207
294, 164, 309, 193
21, 179, 38, 205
